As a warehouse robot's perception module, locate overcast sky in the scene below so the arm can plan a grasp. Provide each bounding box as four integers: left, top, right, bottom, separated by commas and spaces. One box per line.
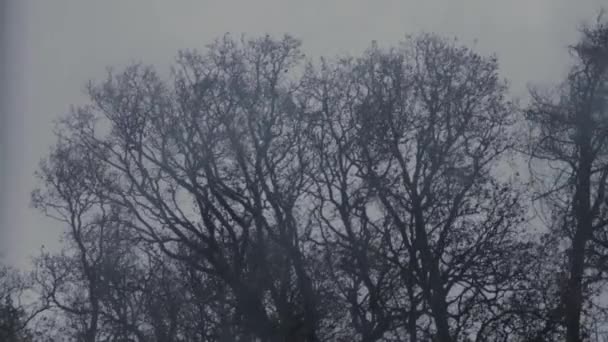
1, 0, 605, 269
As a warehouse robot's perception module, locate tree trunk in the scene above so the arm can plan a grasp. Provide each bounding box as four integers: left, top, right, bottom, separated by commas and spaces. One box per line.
565, 118, 593, 342
412, 199, 452, 342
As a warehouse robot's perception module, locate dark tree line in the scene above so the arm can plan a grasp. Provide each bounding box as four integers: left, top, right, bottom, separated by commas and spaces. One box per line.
1, 13, 607, 342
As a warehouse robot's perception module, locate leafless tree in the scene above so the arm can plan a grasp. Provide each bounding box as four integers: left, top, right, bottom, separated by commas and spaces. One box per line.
525, 13, 608, 342
36, 34, 327, 342
0, 263, 47, 342
303, 34, 532, 342
31, 28, 606, 342
302, 50, 417, 342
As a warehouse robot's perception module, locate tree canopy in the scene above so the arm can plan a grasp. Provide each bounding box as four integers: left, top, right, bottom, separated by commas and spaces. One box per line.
6, 12, 608, 342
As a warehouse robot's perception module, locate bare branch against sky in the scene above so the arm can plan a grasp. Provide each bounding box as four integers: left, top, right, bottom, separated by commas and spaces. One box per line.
0, 0, 605, 268
2, 1, 608, 341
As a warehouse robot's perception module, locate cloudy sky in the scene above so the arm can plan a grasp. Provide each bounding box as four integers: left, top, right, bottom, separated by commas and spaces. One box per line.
1, 0, 605, 268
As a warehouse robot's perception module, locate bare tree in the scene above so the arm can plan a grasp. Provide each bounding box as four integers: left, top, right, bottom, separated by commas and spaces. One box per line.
525, 13, 608, 342
303, 50, 416, 342
0, 263, 45, 342
31, 138, 115, 342
36, 34, 328, 342
303, 34, 531, 342
31, 30, 594, 342
32, 138, 235, 341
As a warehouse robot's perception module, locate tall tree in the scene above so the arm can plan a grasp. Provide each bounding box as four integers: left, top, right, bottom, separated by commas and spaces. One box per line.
30, 31, 582, 342
526, 14, 608, 342
305, 34, 530, 342
37, 35, 327, 342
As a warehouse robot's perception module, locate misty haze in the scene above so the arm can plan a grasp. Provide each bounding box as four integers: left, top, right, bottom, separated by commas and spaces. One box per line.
1, 1, 608, 341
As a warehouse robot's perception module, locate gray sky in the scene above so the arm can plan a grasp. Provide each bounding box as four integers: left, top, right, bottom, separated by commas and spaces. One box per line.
1, 0, 605, 269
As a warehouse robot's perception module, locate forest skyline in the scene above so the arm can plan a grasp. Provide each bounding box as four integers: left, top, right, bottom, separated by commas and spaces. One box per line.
1, 0, 604, 270
1, 1, 608, 341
